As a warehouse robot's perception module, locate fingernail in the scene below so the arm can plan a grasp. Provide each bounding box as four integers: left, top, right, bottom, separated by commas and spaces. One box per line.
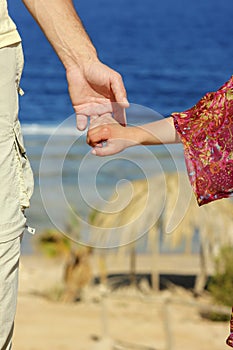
77, 123, 86, 131
123, 97, 129, 105
91, 149, 97, 155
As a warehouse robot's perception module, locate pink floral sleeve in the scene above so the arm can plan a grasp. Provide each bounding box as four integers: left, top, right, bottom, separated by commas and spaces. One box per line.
226, 307, 233, 347
171, 76, 233, 206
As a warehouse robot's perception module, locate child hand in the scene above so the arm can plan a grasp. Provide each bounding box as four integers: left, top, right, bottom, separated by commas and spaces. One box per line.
87, 115, 133, 156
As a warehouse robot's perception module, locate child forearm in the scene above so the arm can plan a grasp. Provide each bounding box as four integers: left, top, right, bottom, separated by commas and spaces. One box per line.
87, 116, 180, 156
126, 117, 180, 146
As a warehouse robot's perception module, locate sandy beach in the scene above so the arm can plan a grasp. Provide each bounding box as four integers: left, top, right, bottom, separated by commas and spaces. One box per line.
13, 253, 230, 350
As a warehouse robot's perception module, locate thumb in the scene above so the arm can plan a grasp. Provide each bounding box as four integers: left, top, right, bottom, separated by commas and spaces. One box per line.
91, 144, 116, 157
91, 140, 124, 157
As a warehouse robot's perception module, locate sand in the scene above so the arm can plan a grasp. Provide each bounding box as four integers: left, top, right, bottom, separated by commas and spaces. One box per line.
13, 253, 230, 350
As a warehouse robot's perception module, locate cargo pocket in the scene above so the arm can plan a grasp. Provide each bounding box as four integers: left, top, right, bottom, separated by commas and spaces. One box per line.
15, 42, 24, 96
13, 121, 34, 210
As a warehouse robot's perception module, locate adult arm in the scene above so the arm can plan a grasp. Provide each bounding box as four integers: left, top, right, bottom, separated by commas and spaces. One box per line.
22, 0, 129, 129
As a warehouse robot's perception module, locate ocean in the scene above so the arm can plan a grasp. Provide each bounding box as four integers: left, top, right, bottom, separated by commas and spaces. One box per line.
7, 0, 233, 253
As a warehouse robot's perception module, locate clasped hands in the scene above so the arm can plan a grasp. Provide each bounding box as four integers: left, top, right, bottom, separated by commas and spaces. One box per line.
87, 113, 133, 156
67, 59, 177, 155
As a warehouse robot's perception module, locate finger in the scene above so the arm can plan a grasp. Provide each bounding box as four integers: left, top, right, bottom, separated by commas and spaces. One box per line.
89, 113, 114, 129
74, 101, 113, 116
110, 73, 129, 108
89, 116, 103, 147
87, 126, 110, 146
91, 145, 115, 157
89, 115, 99, 128
95, 143, 103, 148
112, 103, 127, 126
76, 114, 88, 130
91, 140, 122, 157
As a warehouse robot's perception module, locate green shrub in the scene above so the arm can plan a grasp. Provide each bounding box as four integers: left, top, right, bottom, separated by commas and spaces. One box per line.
37, 229, 71, 258
208, 246, 233, 307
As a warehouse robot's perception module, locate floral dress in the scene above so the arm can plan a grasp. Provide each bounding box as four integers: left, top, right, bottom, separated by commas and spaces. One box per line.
171, 76, 233, 347
172, 76, 233, 206
226, 308, 233, 347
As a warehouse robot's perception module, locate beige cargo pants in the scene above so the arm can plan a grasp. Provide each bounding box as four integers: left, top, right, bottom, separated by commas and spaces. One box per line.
0, 43, 34, 349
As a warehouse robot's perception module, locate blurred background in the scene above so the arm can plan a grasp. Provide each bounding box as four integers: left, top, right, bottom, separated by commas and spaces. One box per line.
8, 1, 233, 349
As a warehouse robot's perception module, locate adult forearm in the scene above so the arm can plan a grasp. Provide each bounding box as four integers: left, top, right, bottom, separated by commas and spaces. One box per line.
22, 0, 97, 69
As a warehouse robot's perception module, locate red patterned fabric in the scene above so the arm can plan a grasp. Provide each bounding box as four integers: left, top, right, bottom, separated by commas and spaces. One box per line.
172, 76, 233, 206
226, 308, 233, 347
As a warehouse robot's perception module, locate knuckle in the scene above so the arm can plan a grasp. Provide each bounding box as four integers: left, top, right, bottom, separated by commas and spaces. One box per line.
115, 72, 123, 82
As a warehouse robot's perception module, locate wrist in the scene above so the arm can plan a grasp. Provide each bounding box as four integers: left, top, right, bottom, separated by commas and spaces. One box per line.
128, 126, 147, 146
121, 127, 142, 148
64, 48, 98, 72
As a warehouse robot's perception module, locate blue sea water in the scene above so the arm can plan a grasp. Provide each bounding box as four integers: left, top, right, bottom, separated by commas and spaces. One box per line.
7, 0, 233, 253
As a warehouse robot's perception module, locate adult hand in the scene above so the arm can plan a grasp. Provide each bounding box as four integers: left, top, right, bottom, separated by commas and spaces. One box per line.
66, 60, 129, 130
22, 0, 129, 130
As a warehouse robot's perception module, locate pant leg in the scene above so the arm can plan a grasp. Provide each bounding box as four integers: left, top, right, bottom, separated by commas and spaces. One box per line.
0, 43, 34, 243
0, 43, 34, 349
0, 235, 22, 350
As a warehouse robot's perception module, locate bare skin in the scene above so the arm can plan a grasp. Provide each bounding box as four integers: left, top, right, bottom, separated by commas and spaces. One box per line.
22, 0, 129, 129
87, 115, 181, 156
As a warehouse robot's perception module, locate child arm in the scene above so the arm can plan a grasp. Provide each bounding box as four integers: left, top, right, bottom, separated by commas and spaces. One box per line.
87, 115, 180, 156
